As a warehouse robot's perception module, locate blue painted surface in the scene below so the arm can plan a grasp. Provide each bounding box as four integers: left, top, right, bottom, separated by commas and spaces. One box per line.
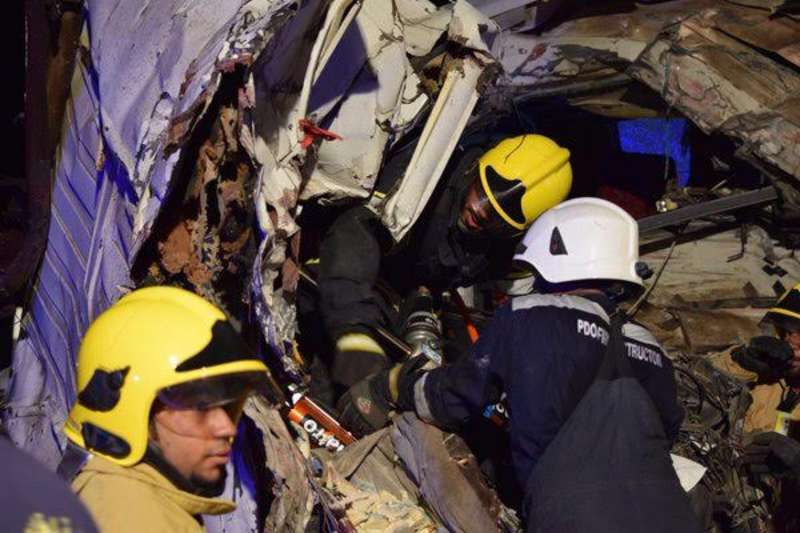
617, 118, 692, 186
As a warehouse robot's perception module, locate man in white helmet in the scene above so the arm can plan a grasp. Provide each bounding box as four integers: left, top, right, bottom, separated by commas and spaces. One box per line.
362, 197, 688, 529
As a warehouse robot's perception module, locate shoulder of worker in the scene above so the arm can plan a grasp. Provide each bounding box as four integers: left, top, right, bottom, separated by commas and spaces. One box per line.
621, 320, 673, 371
510, 292, 610, 315
510, 292, 611, 323
73, 455, 233, 533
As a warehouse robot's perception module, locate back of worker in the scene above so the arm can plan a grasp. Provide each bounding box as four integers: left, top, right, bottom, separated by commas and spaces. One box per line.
445, 291, 684, 488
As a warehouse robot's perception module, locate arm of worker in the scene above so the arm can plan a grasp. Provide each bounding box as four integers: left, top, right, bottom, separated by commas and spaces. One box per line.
709, 337, 794, 384
318, 205, 390, 387
404, 304, 510, 430
636, 354, 684, 444
743, 432, 800, 481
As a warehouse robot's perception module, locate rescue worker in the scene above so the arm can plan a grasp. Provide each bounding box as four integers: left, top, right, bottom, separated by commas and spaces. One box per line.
60, 286, 270, 533
347, 198, 685, 518
709, 283, 800, 434
319, 134, 572, 428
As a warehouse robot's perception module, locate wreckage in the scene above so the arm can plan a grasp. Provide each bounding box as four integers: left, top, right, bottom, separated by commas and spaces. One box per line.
5, 0, 800, 531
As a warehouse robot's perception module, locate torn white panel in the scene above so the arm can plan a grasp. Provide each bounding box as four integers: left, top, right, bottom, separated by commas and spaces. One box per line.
671, 454, 707, 493
449, 0, 498, 56
470, 0, 536, 30
249, 0, 358, 373
379, 55, 487, 241
303, 0, 449, 202
396, 0, 453, 57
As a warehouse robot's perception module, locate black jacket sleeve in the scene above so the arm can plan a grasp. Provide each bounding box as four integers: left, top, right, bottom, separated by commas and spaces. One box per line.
419, 304, 510, 429
318, 206, 385, 338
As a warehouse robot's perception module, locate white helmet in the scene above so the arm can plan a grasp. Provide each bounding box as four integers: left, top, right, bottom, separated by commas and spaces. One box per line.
513, 197, 644, 287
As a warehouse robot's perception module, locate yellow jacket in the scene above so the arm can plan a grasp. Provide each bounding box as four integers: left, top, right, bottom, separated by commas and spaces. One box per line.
72, 455, 236, 533
708, 348, 800, 434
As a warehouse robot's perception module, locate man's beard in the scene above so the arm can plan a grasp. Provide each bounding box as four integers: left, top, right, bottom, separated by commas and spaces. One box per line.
190, 466, 228, 497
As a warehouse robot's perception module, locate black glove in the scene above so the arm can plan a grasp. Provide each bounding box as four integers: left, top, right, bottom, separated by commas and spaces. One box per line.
336, 370, 394, 438
330, 330, 390, 389
743, 432, 800, 480
336, 355, 431, 437
390, 354, 431, 412
732, 336, 794, 382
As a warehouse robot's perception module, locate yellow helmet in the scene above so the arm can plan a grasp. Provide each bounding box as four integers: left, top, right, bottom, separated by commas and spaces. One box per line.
65, 286, 269, 467
763, 282, 800, 333
476, 134, 572, 233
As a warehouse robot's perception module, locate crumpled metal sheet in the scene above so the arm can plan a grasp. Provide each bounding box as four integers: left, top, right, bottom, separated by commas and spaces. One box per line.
491, 0, 702, 92
630, 5, 800, 179
248, 0, 497, 373
299, 0, 446, 202
491, 0, 800, 179
643, 225, 800, 307
3, 31, 136, 467
391, 413, 515, 533
6, 0, 304, 467
245, 396, 315, 532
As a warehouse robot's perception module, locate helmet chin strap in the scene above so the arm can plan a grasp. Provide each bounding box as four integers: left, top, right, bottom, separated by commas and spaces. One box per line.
143, 441, 227, 498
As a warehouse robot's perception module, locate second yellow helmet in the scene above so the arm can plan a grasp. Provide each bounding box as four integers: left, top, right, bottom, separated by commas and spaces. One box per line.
478, 134, 572, 232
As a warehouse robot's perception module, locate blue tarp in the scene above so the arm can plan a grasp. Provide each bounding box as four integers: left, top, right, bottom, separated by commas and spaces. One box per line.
618, 118, 692, 187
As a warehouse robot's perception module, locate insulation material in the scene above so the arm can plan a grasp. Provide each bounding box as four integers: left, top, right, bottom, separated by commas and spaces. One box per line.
391, 413, 517, 532
135, 83, 257, 324
314, 428, 438, 532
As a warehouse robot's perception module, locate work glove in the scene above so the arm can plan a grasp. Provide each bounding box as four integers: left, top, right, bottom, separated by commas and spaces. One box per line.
336, 355, 431, 437
389, 354, 431, 412
742, 432, 800, 480
330, 331, 390, 389
731, 336, 794, 382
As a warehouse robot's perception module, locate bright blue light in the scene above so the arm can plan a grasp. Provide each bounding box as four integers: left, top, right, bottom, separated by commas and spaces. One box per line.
617, 118, 691, 186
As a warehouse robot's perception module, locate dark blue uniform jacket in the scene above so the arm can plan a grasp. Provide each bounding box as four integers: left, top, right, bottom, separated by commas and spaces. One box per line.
416, 292, 684, 490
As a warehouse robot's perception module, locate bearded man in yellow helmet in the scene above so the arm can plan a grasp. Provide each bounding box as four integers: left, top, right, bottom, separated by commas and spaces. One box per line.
308, 134, 572, 435
58, 286, 270, 532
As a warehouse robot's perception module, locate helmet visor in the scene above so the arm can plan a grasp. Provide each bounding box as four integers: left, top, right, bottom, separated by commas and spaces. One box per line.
459, 173, 523, 238
157, 371, 265, 411
153, 372, 266, 438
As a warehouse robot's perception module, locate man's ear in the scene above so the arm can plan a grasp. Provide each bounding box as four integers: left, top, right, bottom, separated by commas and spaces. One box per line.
149, 403, 162, 444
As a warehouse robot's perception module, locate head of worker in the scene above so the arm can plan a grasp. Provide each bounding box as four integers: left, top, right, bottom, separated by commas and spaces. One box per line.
64, 286, 269, 496
512, 197, 650, 301
458, 134, 573, 238
761, 283, 800, 378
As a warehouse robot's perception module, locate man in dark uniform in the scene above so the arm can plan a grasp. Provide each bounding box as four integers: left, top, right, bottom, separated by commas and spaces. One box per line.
316, 135, 572, 429
358, 198, 684, 510
0, 435, 97, 532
